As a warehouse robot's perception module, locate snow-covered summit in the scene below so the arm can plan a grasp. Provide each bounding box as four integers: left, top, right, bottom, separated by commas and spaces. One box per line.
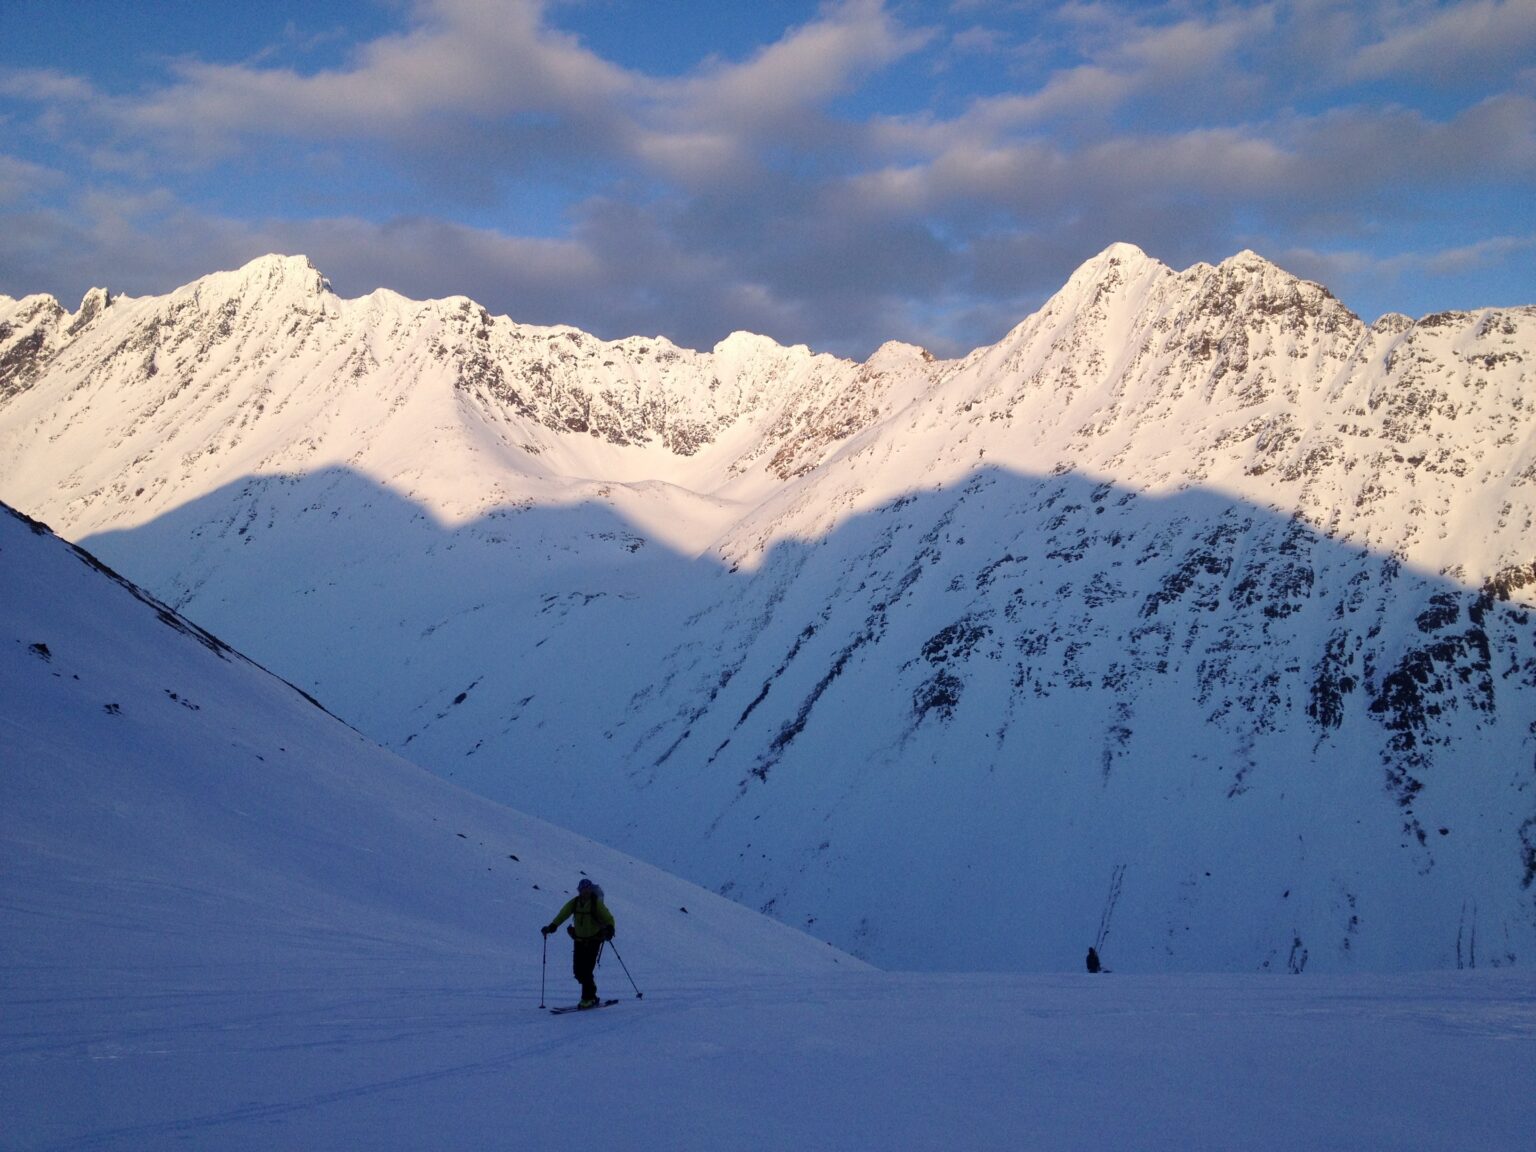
1061, 240, 1160, 278
198, 252, 334, 299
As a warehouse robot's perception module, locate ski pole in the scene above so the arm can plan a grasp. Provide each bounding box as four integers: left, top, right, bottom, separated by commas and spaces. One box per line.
539, 931, 548, 1009
607, 939, 643, 999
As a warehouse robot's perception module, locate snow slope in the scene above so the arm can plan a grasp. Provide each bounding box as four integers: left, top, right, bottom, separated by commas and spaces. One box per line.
2, 246, 1533, 973
0, 496, 855, 984
3, 500, 1534, 1150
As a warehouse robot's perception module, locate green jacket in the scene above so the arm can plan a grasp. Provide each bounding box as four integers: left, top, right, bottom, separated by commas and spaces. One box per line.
546, 893, 615, 941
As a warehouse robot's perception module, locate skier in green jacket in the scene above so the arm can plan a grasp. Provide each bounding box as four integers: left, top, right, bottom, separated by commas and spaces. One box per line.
542, 878, 616, 1008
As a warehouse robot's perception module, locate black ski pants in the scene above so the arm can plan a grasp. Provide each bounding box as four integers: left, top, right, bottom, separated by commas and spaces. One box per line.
572, 936, 602, 1001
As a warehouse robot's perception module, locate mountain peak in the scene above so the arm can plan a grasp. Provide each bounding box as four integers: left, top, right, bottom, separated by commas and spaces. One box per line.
1213, 248, 1332, 293
1223, 248, 1276, 269
66, 287, 113, 336
1201, 247, 1355, 324
864, 340, 934, 371
713, 330, 805, 359
1068, 242, 1160, 282
193, 254, 333, 305
1053, 243, 1171, 307
1098, 241, 1155, 264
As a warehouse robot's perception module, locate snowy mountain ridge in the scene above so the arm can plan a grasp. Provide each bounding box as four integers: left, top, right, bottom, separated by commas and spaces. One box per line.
4, 244, 1531, 579
1, 245, 1533, 972
0, 251, 935, 549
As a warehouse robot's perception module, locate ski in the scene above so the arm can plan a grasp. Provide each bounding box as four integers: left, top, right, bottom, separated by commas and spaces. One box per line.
548, 999, 620, 1015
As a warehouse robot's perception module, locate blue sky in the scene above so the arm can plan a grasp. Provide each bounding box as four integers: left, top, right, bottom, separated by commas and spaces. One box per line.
2, 1, 1533, 357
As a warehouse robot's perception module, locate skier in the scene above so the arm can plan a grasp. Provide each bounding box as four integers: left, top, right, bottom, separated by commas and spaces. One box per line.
542, 878, 616, 1009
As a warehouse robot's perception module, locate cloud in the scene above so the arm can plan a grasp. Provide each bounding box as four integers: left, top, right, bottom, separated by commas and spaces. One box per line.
1282, 95, 1536, 204
637, 0, 933, 185
1351, 0, 1536, 87
1420, 233, 1536, 275
946, 2, 1280, 132
0, 68, 97, 104
0, 194, 239, 310
109, 0, 637, 165
73, 0, 930, 187
858, 71, 1535, 232
665, 0, 927, 129
1278, 232, 1536, 316
0, 154, 65, 205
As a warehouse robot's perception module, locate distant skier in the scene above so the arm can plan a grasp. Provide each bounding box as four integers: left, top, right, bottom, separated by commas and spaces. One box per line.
542, 878, 616, 1009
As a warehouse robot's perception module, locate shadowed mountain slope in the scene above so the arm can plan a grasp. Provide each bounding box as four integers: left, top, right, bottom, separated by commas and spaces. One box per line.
61, 464, 1536, 973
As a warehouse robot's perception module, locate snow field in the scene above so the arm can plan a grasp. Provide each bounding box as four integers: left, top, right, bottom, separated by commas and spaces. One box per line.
5, 961, 1534, 1151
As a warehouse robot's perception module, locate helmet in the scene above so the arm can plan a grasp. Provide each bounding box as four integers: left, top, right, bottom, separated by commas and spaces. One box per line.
577, 878, 594, 893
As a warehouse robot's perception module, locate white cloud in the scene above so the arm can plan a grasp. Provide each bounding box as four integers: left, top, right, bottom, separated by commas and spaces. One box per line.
1420, 233, 1536, 275
115, 0, 637, 157
0, 68, 97, 103
1351, 0, 1536, 86
663, 0, 928, 127
632, 1, 933, 186
0, 154, 65, 205
1278, 232, 1536, 315
42, 0, 930, 195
